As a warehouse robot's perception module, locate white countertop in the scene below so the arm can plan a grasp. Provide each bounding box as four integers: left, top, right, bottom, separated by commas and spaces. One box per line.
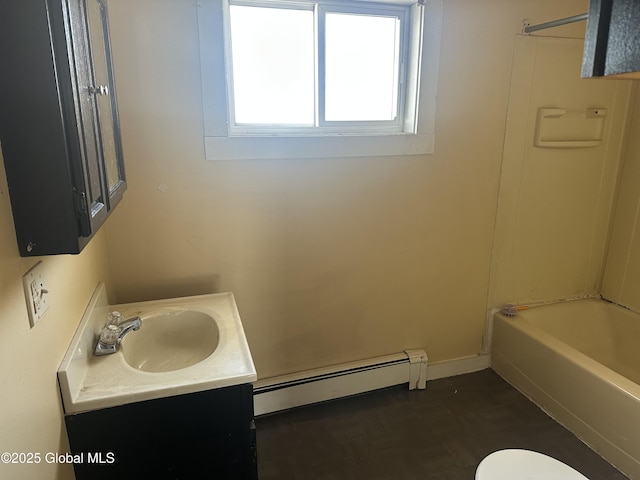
58, 284, 257, 414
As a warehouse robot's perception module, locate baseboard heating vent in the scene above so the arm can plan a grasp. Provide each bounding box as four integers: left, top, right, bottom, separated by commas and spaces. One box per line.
253, 349, 427, 416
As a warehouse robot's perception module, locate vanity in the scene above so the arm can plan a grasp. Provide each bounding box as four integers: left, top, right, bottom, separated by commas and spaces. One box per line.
58, 285, 258, 479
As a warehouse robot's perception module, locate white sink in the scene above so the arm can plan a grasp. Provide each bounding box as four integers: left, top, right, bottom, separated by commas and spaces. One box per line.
121, 309, 220, 373
58, 284, 256, 414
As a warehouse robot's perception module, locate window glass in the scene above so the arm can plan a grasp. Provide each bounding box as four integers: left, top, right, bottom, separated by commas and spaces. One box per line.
324, 12, 400, 122
229, 5, 315, 125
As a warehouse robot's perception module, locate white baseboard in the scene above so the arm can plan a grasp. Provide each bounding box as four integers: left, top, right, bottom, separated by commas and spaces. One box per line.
427, 354, 491, 381
253, 351, 489, 416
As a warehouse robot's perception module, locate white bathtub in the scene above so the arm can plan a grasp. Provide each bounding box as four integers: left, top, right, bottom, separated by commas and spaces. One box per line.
492, 297, 640, 479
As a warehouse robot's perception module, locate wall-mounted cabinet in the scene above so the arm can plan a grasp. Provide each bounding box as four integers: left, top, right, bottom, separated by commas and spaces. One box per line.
582, 0, 640, 79
0, 0, 126, 256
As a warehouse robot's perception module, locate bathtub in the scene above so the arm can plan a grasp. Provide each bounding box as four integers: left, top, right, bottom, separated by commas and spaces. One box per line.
492, 297, 640, 479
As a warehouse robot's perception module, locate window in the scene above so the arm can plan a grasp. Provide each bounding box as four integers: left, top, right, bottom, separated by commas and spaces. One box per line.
197, 0, 442, 160
227, 2, 405, 131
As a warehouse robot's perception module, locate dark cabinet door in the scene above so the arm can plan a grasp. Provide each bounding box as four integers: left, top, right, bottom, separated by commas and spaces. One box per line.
83, 0, 126, 226
0, 0, 126, 256
65, 385, 258, 480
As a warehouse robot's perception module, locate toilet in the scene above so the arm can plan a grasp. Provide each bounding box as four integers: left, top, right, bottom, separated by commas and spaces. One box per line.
475, 449, 589, 480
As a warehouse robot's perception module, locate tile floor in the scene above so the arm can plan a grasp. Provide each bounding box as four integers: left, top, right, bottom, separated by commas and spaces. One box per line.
256, 369, 628, 480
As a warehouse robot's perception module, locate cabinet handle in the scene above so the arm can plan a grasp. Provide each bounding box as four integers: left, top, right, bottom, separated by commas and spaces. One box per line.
88, 85, 109, 96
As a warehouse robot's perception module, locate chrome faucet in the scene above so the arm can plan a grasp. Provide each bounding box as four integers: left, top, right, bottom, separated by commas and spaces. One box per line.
95, 313, 142, 356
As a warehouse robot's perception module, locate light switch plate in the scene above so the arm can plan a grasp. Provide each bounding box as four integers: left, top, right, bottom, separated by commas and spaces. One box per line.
22, 261, 50, 327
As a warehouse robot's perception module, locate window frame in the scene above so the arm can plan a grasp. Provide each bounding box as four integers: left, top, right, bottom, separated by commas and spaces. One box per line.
316, 3, 407, 131
225, 0, 410, 135
197, 0, 442, 160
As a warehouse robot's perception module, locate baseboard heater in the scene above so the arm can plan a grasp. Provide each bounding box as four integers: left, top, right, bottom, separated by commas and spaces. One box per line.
253, 349, 428, 416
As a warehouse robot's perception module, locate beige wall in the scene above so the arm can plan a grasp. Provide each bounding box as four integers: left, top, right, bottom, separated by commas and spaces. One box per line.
105, 0, 590, 379
601, 90, 640, 311
0, 151, 114, 480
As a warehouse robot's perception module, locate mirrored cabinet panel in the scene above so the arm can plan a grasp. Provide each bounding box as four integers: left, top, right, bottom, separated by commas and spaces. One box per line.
0, 0, 126, 256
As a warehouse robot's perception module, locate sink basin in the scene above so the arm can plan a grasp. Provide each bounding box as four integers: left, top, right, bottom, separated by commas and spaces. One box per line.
121, 310, 220, 373
57, 284, 256, 414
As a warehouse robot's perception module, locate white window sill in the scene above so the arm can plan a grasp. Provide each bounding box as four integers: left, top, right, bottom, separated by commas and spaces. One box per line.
203, 133, 435, 160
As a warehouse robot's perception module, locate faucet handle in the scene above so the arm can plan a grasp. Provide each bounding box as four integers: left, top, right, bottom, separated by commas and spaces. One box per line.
99, 324, 121, 346
106, 311, 123, 326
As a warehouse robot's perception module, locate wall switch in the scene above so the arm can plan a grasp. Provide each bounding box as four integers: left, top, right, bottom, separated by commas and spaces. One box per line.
22, 261, 50, 327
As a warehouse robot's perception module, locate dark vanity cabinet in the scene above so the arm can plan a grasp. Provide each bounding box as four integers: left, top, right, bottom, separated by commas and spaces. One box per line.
0, 0, 126, 256
64, 384, 258, 480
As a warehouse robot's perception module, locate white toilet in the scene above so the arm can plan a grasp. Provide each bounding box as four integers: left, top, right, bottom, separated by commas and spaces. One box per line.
475, 449, 590, 480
